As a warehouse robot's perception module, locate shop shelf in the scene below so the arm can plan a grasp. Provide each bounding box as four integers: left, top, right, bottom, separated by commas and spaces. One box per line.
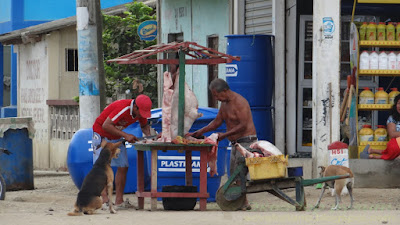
359, 69, 400, 76
358, 104, 392, 110
359, 40, 400, 48
358, 0, 400, 4
359, 141, 388, 146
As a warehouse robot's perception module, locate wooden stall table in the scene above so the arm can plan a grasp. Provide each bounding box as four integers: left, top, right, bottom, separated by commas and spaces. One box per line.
134, 142, 214, 211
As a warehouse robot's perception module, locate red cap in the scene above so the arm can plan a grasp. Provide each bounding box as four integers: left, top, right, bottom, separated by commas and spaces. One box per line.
135, 95, 152, 118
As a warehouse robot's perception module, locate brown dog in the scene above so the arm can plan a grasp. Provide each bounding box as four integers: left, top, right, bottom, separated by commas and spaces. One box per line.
68, 140, 121, 216
313, 165, 354, 210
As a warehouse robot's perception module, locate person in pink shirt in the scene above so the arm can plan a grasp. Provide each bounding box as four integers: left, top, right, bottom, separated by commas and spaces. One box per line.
92, 94, 152, 209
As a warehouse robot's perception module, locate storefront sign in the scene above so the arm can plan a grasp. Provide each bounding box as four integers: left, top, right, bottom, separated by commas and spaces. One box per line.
138, 20, 157, 41
323, 17, 335, 39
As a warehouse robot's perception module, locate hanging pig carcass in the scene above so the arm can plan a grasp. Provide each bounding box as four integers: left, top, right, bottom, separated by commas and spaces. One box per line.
170, 69, 202, 139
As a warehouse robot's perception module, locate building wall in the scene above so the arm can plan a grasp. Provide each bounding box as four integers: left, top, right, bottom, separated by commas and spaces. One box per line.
160, 0, 229, 107
47, 27, 80, 169
17, 40, 50, 168
0, 0, 11, 23
24, 0, 132, 21
16, 26, 81, 169
56, 26, 79, 100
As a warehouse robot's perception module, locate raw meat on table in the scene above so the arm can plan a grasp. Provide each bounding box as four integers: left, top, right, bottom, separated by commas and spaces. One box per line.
171, 133, 219, 177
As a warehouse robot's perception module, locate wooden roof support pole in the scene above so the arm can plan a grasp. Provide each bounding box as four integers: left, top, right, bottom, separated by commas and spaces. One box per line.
178, 48, 185, 137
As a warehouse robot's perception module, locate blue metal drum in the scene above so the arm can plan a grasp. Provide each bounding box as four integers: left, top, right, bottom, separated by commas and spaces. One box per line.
67, 125, 150, 193
0, 128, 33, 191
225, 34, 275, 107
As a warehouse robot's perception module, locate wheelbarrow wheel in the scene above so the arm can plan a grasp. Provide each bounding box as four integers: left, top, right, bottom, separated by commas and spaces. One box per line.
0, 173, 5, 200
216, 186, 245, 211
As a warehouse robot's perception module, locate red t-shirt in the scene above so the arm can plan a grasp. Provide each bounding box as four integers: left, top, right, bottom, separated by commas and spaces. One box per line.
93, 99, 147, 140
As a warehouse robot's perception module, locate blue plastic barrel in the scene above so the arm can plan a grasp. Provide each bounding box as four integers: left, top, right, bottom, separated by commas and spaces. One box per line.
67, 125, 150, 193
148, 107, 227, 202
225, 35, 274, 107
251, 106, 273, 143
0, 128, 33, 191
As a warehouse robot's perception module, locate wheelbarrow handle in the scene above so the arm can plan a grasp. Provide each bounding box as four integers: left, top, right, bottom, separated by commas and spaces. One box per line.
301, 173, 350, 187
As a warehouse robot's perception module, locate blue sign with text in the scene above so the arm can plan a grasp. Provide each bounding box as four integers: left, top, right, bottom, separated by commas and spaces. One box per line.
138, 20, 157, 41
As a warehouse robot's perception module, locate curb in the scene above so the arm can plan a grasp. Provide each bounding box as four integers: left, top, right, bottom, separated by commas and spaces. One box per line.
34, 170, 70, 177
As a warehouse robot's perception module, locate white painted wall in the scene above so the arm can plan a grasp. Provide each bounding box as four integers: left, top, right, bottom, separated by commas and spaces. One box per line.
18, 41, 50, 168
17, 27, 80, 169
312, 0, 341, 177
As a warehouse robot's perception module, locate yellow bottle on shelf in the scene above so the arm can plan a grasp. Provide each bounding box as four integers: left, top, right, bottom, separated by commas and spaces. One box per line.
397, 22, 400, 41
377, 22, 386, 41
359, 87, 375, 104
375, 87, 389, 104
389, 88, 400, 105
374, 125, 387, 142
359, 22, 368, 41
359, 125, 374, 142
387, 22, 395, 41
367, 22, 377, 41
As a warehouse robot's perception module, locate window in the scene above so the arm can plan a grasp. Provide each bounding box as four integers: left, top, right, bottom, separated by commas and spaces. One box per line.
207, 35, 219, 108
66, 49, 78, 72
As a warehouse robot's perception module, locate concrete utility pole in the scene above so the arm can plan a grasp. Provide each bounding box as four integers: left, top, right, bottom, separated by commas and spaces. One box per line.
312, 1, 341, 177
76, 0, 106, 129
273, 0, 286, 152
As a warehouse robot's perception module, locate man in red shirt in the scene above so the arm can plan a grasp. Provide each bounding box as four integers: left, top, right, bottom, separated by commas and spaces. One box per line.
92, 94, 152, 209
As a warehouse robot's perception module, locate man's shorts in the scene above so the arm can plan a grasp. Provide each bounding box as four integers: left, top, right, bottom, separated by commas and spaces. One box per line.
92, 132, 129, 167
230, 136, 258, 175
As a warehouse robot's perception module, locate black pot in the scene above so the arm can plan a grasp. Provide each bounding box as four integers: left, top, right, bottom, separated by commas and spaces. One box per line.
162, 185, 197, 210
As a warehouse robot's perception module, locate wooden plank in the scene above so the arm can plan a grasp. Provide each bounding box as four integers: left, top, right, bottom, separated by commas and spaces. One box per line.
150, 150, 158, 211
199, 150, 208, 211
185, 151, 193, 186
178, 49, 185, 137
136, 192, 209, 198
136, 151, 145, 209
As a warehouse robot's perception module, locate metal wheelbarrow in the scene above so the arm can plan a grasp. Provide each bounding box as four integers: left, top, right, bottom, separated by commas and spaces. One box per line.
216, 158, 350, 211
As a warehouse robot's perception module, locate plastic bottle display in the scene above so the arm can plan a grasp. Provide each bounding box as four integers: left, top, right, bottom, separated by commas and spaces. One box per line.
378, 51, 388, 70
388, 51, 397, 70
397, 53, 400, 70
387, 22, 395, 41
359, 22, 368, 41
389, 88, 400, 105
374, 125, 388, 142
369, 51, 379, 69
377, 22, 386, 41
396, 23, 400, 41
359, 87, 375, 104
375, 87, 389, 104
359, 125, 374, 142
367, 22, 377, 41
360, 51, 370, 70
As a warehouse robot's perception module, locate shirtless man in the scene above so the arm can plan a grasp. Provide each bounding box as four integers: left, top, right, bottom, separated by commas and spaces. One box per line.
187, 78, 257, 210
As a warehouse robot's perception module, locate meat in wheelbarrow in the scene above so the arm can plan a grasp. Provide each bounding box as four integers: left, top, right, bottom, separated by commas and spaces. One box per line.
235, 140, 283, 158
250, 140, 283, 156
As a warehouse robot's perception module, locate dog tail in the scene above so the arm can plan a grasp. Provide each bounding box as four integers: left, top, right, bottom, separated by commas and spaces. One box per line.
67, 209, 83, 216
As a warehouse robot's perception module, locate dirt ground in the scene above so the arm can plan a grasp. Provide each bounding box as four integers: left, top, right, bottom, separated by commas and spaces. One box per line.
1, 172, 400, 225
